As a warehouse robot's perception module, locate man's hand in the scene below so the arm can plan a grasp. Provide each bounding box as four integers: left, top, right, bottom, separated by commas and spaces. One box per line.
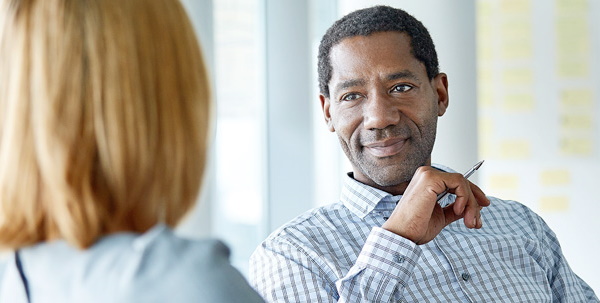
381, 166, 490, 245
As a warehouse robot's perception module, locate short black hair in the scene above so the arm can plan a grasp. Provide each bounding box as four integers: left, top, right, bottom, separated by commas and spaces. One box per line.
318, 5, 440, 98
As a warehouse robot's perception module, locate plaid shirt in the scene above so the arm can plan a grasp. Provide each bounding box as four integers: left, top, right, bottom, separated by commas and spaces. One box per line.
249, 165, 598, 302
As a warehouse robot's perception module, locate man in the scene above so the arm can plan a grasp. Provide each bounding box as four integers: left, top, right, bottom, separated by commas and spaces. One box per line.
249, 5, 598, 302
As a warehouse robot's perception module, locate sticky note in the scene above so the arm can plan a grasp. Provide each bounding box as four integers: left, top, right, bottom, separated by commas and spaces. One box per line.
560, 114, 593, 130
560, 137, 593, 156
539, 196, 569, 212
556, 35, 590, 57
556, 0, 588, 15
488, 174, 519, 190
540, 170, 571, 186
500, 18, 533, 59
560, 89, 593, 108
479, 139, 495, 159
501, 40, 533, 59
478, 118, 495, 158
502, 68, 533, 85
556, 16, 589, 38
500, 0, 531, 14
557, 59, 589, 78
477, 69, 494, 107
500, 140, 531, 159
556, 17, 590, 58
501, 19, 532, 38
477, 0, 494, 17
503, 93, 535, 112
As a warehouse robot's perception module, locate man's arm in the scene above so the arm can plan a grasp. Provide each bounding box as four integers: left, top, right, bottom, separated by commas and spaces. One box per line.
534, 213, 599, 302
249, 227, 423, 302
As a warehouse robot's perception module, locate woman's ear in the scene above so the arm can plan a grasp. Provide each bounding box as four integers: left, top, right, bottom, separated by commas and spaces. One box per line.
320, 94, 335, 132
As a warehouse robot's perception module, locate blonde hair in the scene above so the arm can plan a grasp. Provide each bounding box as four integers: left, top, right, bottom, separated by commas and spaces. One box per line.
0, 0, 211, 249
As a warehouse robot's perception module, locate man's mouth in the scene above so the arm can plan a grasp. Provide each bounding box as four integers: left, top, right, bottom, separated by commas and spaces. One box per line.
363, 137, 407, 157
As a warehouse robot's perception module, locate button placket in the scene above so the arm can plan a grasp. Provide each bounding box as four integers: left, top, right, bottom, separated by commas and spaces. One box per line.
393, 253, 405, 264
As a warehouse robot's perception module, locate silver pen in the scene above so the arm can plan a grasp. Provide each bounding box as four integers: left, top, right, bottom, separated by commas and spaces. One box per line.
436, 160, 485, 202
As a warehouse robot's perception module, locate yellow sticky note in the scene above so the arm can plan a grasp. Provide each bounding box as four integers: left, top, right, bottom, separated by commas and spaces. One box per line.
556, 0, 589, 14
477, 20, 493, 38
560, 89, 593, 108
556, 17, 590, 58
503, 93, 535, 112
500, 140, 531, 159
557, 59, 589, 78
478, 44, 494, 62
500, 19, 533, 59
560, 137, 593, 156
556, 16, 589, 38
561, 114, 593, 130
501, 19, 532, 38
488, 174, 519, 190
502, 68, 533, 85
556, 35, 590, 57
477, 69, 494, 107
500, 0, 532, 14
501, 39, 533, 59
539, 196, 569, 212
478, 86, 494, 107
540, 170, 571, 186
479, 139, 495, 159
477, 0, 494, 17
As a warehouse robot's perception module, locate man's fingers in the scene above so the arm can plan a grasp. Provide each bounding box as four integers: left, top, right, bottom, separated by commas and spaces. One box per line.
443, 205, 463, 226
470, 181, 490, 206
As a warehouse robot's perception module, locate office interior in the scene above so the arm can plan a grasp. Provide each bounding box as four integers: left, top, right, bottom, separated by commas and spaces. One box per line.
176, 0, 599, 293
2, 0, 598, 295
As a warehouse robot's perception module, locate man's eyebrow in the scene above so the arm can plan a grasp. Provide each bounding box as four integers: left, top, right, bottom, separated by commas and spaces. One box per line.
387, 70, 420, 81
334, 79, 366, 92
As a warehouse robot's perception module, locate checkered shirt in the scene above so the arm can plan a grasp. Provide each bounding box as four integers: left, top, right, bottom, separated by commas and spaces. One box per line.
249, 165, 598, 302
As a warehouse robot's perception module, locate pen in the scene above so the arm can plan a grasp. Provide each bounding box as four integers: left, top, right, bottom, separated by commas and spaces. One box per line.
436, 160, 485, 202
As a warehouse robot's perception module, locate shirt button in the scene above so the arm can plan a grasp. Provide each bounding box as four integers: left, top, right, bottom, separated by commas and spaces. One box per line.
393, 254, 405, 264
461, 272, 471, 281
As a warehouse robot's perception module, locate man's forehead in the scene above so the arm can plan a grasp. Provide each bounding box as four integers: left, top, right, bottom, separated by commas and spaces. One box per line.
327, 33, 425, 90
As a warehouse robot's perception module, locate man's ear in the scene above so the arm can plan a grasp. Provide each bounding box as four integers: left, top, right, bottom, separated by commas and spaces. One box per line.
434, 73, 449, 116
320, 94, 335, 132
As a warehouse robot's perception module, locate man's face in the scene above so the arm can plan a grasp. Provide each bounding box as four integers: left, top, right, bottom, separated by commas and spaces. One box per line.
320, 31, 449, 193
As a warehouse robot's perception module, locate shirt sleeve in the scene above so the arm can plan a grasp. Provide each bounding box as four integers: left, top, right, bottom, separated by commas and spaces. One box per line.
534, 214, 599, 302
249, 227, 422, 302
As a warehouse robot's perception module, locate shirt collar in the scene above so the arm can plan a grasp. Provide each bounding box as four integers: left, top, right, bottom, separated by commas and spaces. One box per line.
340, 163, 457, 219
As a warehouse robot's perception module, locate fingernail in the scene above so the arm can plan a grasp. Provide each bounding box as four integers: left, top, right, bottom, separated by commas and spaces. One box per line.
473, 217, 477, 227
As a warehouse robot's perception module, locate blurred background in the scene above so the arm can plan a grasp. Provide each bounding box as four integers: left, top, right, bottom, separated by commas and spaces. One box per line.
157, 0, 598, 294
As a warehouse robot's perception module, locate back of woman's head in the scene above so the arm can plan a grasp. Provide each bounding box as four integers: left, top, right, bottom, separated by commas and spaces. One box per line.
0, 0, 211, 249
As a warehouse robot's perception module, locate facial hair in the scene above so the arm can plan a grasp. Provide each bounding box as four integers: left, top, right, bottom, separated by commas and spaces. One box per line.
340, 120, 437, 187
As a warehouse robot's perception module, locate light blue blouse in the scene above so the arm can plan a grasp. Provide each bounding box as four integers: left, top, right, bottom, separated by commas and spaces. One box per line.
0, 224, 264, 303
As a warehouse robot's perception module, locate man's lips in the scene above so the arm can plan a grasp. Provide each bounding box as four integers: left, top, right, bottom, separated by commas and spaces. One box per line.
363, 137, 407, 157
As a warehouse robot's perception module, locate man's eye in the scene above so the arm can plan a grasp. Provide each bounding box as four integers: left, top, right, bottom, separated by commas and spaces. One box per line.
341, 93, 361, 101
391, 84, 412, 93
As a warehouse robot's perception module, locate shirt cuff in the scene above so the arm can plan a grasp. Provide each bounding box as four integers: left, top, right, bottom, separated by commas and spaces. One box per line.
352, 227, 423, 286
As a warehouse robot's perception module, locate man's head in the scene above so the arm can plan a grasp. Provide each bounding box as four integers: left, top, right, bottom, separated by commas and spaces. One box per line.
318, 6, 449, 194
318, 5, 440, 99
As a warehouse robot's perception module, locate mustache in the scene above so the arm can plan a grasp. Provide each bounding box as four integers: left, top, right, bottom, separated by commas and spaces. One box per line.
360, 125, 410, 144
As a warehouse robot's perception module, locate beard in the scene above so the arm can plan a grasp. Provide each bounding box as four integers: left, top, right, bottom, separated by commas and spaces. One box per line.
340, 122, 437, 187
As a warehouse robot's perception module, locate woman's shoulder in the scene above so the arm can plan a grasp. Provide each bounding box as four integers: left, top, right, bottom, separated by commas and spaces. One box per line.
11, 225, 264, 303
120, 225, 264, 302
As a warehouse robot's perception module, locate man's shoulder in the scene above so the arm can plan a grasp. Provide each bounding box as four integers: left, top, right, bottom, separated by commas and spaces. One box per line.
480, 195, 548, 234
263, 202, 353, 243
486, 196, 539, 217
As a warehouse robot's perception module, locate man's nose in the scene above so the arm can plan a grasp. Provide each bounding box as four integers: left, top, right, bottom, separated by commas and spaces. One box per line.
362, 93, 400, 130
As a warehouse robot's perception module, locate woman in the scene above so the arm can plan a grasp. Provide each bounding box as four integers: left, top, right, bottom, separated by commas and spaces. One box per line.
0, 0, 264, 302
